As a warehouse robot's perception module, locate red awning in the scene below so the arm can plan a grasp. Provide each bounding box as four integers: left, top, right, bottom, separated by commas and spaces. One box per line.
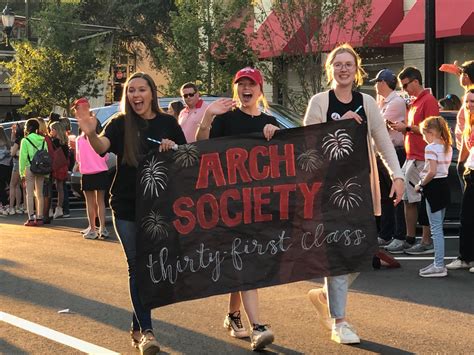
305, 0, 403, 52
252, 7, 318, 59
390, 0, 474, 44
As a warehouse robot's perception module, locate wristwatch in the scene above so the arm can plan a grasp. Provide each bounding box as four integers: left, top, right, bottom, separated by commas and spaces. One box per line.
405, 126, 412, 133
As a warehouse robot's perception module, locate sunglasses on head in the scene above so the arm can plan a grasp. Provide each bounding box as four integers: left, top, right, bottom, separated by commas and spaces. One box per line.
182, 93, 195, 99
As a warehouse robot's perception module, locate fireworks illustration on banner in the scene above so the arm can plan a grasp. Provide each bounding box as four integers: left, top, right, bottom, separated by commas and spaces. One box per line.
322, 129, 354, 160
140, 156, 168, 198
329, 177, 363, 211
142, 210, 169, 242
296, 149, 324, 173
173, 144, 200, 168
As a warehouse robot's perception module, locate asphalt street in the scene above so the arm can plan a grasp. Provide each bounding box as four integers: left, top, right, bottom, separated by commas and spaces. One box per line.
1, 205, 473, 354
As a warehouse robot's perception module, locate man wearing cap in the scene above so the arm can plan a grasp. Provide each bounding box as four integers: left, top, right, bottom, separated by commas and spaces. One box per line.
178, 83, 208, 143
371, 69, 407, 245
385, 67, 439, 255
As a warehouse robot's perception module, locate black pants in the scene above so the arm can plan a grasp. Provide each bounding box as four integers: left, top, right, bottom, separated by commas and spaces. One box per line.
459, 169, 474, 262
0, 163, 12, 205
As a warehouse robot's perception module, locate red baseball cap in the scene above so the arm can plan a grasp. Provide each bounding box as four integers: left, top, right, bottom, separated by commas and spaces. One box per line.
71, 97, 89, 110
233, 67, 263, 87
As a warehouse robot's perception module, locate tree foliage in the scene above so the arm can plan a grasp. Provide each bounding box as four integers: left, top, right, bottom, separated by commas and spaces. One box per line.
3, 2, 107, 116
156, 0, 257, 95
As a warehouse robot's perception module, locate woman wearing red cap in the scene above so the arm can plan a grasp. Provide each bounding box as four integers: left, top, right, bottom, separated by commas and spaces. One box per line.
196, 67, 278, 351
75, 72, 186, 355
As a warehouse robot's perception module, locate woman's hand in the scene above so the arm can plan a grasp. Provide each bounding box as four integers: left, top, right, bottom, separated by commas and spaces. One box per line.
340, 110, 363, 124
389, 178, 405, 206
159, 139, 178, 152
75, 110, 97, 136
206, 98, 236, 116
263, 124, 280, 141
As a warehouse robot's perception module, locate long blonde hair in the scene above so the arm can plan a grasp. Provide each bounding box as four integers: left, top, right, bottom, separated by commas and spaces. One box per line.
420, 116, 453, 153
50, 121, 68, 146
463, 88, 474, 143
325, 43, 367, 87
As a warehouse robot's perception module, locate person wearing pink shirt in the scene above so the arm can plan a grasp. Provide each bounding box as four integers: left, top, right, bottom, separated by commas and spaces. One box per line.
178, 82, 208, 143
74, 98, 110, 240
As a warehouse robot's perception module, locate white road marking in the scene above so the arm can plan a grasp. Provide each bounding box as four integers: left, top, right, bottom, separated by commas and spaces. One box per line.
0, 312, 119, 354
394, 256, 457, 260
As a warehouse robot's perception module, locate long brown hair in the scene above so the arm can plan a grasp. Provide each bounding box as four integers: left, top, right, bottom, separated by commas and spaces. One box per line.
420, 116, 452, 153
115, 72, 163, 167
325, 43, 367, 87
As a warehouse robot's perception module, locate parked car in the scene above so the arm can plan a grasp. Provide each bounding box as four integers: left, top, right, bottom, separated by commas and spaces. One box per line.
71, 97, 303, 198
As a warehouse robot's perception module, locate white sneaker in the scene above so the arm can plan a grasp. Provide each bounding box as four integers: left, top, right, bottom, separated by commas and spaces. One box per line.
308, 288, 332, 330
15, 206, 24, 214
8, 207, 16, 215
250, 324, 274, 351
446, 259, 470, 270
83, 230, 98, 240
49, 208, 54, 218
470, 267, 474, 273
419, 264, 447, 278
80, 226, 92, 235
331, 322, 360, 344
53, 206, 63, 219
99, 228, 110, 239
223, 311, 249, 338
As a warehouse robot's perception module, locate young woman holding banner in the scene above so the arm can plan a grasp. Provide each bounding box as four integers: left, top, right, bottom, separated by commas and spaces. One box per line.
303, 43, 404, 344
75, 72, 186, 355
196, 67, 279, 351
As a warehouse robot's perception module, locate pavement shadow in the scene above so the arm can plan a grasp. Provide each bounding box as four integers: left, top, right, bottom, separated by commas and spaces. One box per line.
0, 270, 297, 354
353, 340, 414, 354
0, 338, 28, 354
309, 265, 474, 314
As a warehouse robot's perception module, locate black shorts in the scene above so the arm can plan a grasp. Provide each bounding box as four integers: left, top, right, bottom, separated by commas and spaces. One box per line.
81, 171, 109, 191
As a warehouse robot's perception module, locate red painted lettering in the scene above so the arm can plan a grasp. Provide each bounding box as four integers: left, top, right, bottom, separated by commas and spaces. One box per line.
196, 193, 219, 229
273, 184, 296, 219
226, 148, 251, 185
253, 186, 272, 222
220, 189, 242, 227
172, 197, 196, 235
195, 153, 226, 189
269, 144, 296, 178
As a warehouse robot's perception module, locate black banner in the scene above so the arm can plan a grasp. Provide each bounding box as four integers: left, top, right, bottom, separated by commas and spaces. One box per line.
136, 120, 377, 309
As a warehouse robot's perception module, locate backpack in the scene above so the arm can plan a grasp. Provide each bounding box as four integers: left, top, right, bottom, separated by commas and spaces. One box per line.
25, 137, 52, 175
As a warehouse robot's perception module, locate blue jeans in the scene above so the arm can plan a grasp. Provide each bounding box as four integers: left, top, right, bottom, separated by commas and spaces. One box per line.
426, 200, 446, 267
323, 273, 359, 319
113, 218, 153, 332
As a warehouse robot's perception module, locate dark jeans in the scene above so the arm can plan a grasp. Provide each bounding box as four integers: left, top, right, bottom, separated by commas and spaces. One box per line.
378, 147, 406, 241
0, 163, 12, 205
113, 218, 153, 332
459, 169, 474, 262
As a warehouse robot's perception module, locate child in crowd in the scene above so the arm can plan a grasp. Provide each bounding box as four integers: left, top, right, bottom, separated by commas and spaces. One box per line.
49, 121, 69, 219
415, 116, 453, 277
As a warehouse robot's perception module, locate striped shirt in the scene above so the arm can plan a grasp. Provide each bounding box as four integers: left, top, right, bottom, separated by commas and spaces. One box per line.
420, 142, 452, 179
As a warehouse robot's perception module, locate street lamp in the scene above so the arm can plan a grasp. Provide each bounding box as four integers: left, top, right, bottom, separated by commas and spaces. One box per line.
1, 4, 15, 47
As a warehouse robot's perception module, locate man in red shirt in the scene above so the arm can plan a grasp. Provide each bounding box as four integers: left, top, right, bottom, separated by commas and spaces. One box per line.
385, 67, 439, 254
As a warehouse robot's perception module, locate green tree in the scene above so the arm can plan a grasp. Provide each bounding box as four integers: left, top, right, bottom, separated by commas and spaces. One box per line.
4, 2, 107, 115
157, 0, 257, 95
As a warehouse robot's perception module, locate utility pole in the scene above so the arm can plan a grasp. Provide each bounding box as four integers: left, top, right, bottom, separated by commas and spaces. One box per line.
25, 0, 30, 40
424, 0, 436, 95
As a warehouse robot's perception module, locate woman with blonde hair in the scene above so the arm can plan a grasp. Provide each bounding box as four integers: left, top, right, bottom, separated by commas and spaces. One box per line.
304, 43, 404, 344
196, 67, 278, 351
49, 121, 69, 219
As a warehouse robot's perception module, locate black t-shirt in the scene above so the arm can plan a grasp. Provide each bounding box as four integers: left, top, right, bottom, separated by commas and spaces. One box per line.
210, 108, 279, 138
103, 112, 187, 221
327, 90, 367, 122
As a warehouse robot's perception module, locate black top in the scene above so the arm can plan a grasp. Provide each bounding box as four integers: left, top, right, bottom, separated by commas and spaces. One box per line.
327, 90, 367, 122
103, 112, 187, 221
423, 178, 450, 213
210, 108, 279, 138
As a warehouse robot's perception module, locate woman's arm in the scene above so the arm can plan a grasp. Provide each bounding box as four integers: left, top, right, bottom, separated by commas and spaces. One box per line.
303, 95, 325, 126
196, 98, 236, 141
